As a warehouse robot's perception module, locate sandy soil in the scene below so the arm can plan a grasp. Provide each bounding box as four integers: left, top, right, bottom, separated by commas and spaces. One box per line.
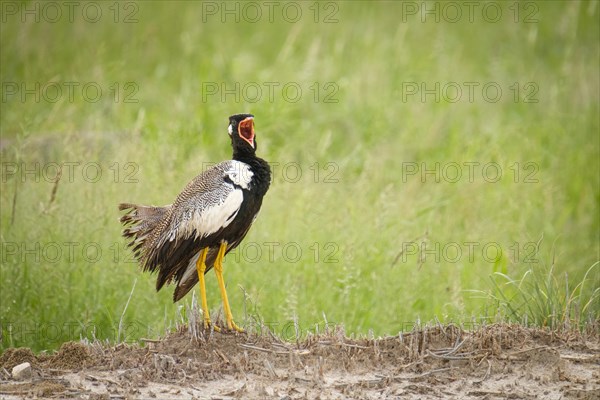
0, 324, 598, 399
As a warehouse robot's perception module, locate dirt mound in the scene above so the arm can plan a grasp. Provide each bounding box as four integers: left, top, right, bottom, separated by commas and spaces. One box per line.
0, 324, 598, 399
48, 342, 91, 370
0, 348, 39, 370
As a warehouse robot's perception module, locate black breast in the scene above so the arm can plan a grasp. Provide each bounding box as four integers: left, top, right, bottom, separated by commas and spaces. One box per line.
216, 156, 271, 252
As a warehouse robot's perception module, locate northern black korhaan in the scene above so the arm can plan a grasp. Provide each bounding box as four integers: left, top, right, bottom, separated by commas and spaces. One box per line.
119, 114, 271, 332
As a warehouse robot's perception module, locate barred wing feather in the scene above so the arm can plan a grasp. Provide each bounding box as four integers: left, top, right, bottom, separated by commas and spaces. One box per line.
141, 161, 252, 289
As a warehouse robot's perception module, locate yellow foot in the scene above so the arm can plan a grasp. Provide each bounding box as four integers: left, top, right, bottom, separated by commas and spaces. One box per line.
202, 319, 241, 333
202, 318, 221, 332
226, 319, 244, 333
213, 241, 245, 333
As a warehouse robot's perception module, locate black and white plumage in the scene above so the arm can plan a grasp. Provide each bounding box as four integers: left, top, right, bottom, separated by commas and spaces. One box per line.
119, 114, 271, 330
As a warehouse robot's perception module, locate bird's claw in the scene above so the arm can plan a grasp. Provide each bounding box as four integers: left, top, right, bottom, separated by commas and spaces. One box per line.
227, 319, 244, 333
203, 318, 243, 333
203, 318, 221, 332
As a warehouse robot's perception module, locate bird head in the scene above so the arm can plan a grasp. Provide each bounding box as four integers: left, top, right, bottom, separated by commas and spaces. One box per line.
228, 113, 256, 152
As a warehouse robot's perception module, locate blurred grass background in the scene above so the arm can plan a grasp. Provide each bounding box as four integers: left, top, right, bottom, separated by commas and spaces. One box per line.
1, 1, 598, 351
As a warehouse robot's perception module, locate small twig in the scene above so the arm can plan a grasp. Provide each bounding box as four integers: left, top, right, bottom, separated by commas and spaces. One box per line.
427, 349, 481, 360
359, 378, 384, 387
272, 342, 292, 351
294, 376, 313, 383
342, 342, 369, 349
45, 164, 62, 212
46, 369, 71, 374
85, 374, 121, 386
10, 178, 18, 226
442, 337, 468, 356
221, 383, 246, 397
468, 390, 503, 397
238, 343, 271, 353
377, 367, 453, 383
390, 232, 427, 267
139, 338, 162, 343
266, 326, 283, 343
214, 349, 229, 363
560, 354, 598, 362
474, 359, 492, 383
118, 278, 137, 343
506, 346, 550, 356
238, 343, 311, 355
63, 388, 84, 395
412, 367, 453, 379
317, 340, 334, 346
263, 359, 278, 378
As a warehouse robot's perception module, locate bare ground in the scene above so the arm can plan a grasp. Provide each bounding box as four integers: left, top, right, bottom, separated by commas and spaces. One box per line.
0, 324, 598, 399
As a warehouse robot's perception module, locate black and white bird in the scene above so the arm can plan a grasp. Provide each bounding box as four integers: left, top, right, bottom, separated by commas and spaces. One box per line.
119, 114, 271, 332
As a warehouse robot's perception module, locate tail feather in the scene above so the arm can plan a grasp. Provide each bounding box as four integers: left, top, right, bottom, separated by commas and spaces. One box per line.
119, 203, 235, 303
119, 203, 170, 264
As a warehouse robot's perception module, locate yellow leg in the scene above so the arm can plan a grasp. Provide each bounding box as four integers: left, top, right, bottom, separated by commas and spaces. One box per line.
195, 247, 220, 332
214, 241, 243, 332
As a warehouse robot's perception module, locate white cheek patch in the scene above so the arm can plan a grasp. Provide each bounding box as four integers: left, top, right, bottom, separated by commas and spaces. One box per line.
228, 124, 233, 136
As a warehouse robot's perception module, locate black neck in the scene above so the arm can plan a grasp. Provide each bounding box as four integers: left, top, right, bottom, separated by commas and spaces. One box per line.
232, 147, 256, 162
234, 152, 268, 171
233, 150, 271, 187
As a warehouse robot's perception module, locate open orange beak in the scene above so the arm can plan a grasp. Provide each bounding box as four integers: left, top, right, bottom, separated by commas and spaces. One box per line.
238, 117, 255, 148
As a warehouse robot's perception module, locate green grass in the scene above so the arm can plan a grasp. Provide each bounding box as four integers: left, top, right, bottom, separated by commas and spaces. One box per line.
477, 260, 599, 330
1, 1, 598, 351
